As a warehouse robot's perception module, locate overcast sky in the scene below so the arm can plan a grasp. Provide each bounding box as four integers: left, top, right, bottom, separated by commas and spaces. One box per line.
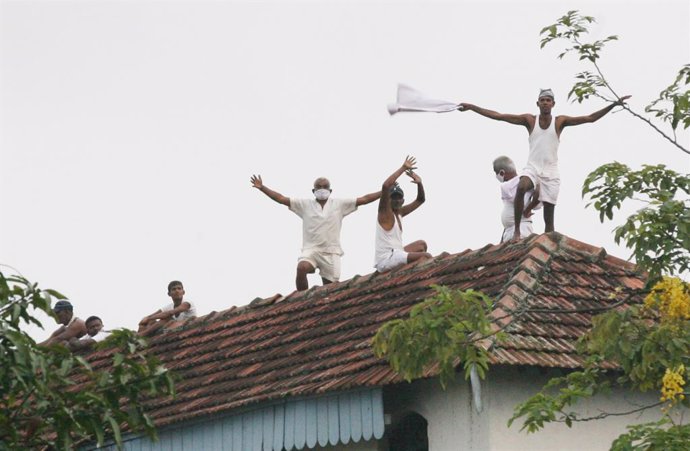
2, 0, 688, 340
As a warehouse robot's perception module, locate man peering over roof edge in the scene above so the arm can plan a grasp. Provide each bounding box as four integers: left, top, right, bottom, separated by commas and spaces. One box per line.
39, 300, 87, 347
68, 315, 109, 352
250, 173, 381, 291
458, 89, 631, 241
138, 280, 197, 330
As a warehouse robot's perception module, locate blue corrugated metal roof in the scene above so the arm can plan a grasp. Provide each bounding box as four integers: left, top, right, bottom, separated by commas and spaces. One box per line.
86, 387, 384, 451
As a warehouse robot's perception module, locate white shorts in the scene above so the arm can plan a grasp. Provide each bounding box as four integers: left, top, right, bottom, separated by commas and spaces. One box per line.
298, 250, 341, 282
522, 167, 560, 205
375, 249, 409, 273
501, 221, 534, 243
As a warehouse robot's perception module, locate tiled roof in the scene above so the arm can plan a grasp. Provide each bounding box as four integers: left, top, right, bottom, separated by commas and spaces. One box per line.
84, 232, 645, 428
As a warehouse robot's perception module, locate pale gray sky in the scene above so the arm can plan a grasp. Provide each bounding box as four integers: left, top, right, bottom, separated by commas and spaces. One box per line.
1, 0, 688, 340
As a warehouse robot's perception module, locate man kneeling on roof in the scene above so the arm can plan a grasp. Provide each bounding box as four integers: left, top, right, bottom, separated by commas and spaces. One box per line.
493, 155, 541, 243
68, 315, 110, 351
39, 300, 87, 346
374, 156, 431, 273
139, 280, 197, 330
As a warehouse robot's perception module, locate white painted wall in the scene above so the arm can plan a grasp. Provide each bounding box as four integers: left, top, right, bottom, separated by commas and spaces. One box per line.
384, 366, 664, 451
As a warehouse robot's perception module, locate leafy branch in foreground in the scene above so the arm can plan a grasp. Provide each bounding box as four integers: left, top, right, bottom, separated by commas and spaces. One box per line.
582, 163, 690, 285
540, 10, 689, 154
510, 278, 690, 444
372, 286, 502, 389
0, 272, 176, 450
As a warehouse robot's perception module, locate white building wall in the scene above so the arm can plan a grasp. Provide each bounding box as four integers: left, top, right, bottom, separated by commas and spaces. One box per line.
385, 366, 663, 451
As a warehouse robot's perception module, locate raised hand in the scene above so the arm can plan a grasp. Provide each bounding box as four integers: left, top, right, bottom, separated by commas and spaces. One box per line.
402, 155, 417, 171
615, 95, 632, 106
250, 174, 263, 189
406, 170, 422, 184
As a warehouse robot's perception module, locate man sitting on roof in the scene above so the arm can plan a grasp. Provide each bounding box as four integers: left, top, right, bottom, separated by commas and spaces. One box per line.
139, 280, 197, 330
374, 156, 431, 273
493, 155, 541, 243
39, 300, 87, 346
68, 315, 110, 351
250, 173, 381, 291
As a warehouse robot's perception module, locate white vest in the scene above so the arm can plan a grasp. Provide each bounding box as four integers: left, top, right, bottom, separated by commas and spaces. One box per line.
527, 116, 560, 178
374, 216, 404, 264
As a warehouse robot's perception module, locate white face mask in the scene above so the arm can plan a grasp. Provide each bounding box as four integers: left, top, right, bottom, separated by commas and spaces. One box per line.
495, 172, 505, 183
314, 188, 331, 201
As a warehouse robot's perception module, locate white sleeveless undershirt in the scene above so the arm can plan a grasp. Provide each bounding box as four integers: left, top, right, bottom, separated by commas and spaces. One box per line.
374, 216, 404, 264
527, 116, 560, 178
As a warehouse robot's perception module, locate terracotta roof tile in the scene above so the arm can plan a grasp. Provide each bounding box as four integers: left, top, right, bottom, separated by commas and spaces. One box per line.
82, 232, 645, 428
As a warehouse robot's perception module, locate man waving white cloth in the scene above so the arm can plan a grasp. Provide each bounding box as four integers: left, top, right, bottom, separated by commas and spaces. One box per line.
387, 84, 458, 115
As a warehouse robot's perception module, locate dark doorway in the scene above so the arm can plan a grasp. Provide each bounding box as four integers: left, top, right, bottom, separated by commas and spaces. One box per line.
388, 412, 428, 451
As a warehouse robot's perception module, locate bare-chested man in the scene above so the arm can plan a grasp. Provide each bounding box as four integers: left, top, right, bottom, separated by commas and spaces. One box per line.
39, 300, 87, 346
459, 89, 630, 240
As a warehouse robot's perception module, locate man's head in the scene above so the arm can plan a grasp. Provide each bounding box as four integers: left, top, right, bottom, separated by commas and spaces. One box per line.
536, 88, 555, 114
53, 300, 74, 325
312, 177, 332, 201
167, 280, 185, 303
492, 156, 517, 182
390, 183, 404, 211
85, 316, 104, 337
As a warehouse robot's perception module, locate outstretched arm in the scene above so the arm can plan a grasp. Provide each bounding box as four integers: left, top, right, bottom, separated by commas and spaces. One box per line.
400, 171, 425, 217
356, 191, 382, 206
558, 95, 631, 130
43, 319, 87, 345
139, 302, 191, 327
458, 103, 533, 129
250, 175, 290, 207
381, 156, 416, 194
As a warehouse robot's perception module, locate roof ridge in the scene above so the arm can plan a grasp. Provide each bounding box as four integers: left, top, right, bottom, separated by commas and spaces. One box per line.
483, 233, 563, 347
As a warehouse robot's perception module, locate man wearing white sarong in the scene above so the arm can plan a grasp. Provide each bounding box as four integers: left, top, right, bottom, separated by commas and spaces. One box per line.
493, 156, 541, 243
251, 174, 380, 291
459, 89, 631, 240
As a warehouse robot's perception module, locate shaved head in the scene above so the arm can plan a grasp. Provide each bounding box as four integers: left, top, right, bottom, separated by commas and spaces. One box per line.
493, 156, 516, 173
313, 177, 330, 189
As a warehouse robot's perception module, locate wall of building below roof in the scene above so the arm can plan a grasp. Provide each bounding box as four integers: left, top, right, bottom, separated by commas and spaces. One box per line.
384, 366, 665, 451
84, 387, 385, 451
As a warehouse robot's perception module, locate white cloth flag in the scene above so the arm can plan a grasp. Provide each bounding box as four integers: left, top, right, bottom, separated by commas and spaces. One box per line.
387, 84, 458, 115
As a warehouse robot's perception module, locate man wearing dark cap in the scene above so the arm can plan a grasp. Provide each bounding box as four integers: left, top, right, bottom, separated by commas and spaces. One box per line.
39, 300, 87, 346
458, 89, 631, 240
374, 156, 431, 272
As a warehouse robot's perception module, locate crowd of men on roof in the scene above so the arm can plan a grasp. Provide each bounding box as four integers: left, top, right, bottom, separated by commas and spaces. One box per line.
40, 89, 629, 352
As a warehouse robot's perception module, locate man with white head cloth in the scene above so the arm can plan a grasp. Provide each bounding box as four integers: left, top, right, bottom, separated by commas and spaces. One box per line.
251, 174, 381, 291
459, 89, 631, 240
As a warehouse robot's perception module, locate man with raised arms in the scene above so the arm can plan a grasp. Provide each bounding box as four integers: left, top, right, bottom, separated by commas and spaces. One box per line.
251, 174, 380, 291
459, 89, 630, 240
374, 156, 431, 273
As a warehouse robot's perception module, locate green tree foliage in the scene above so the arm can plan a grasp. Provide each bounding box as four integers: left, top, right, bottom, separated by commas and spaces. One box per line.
583, 163, 690, 284
0, 271, 175, 450
510, 11, 690, 450
539, 10, 689, 155
372, 286, 501, 388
